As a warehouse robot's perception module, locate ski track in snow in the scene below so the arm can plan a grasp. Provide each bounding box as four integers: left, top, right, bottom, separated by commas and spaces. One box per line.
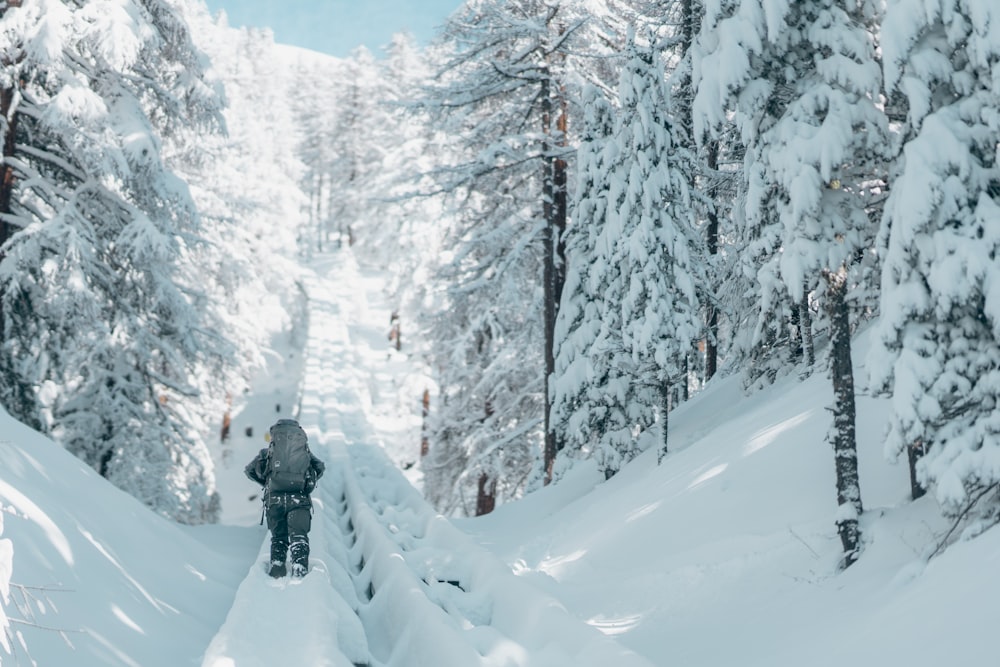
201, 251, 651, 667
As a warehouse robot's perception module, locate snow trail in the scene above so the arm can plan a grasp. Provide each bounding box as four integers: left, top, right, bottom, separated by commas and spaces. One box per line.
201, 250, 650, 667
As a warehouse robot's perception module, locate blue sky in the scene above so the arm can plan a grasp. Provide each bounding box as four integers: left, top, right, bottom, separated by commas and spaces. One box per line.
202, 0, 463, 58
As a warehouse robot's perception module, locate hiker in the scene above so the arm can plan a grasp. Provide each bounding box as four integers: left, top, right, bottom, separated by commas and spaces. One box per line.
244, 419, 325, 578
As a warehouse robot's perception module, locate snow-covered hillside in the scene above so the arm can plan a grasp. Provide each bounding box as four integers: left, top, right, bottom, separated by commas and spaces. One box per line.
460, 330, 1000, 665
1, 250, 997, 666
0, 405, 260, 666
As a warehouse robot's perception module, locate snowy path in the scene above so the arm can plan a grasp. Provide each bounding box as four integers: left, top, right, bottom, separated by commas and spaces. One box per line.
201, 252, 650, 667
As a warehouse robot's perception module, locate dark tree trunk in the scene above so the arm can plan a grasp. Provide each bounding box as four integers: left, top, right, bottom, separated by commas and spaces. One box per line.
658, 382, 670, 464
681, 356, 689, 402
475, 472, 496, 516
825, 268, 863, 567
908, 440, 927, 500
541, 72, 568, 485
800, 296, 815, 368
420, 388, 430, 458
541, 75, 557, 485
705, 140, 719, 382
553, 108, 567, 301
0, 58, 22, 412
0, 93, 15, 245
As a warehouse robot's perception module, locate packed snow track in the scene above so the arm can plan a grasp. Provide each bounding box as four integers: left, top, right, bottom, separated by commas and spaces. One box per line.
201, 253, 652, 667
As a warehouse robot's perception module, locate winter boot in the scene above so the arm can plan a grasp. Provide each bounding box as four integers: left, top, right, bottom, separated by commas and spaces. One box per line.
269, 541, 288, 578
290, 541, 309, 578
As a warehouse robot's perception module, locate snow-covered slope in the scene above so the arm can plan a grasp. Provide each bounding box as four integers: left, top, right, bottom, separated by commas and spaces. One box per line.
458, 329, 1000, 666
0, 406, 260, 667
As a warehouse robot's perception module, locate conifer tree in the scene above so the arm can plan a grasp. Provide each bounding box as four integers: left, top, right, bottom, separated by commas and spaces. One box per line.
552, 85, 616, 476
871, 0, 1000, 531
596, 34, 705, 476
418, 0, 587, 510
694, 0, 887, 565
0, 0, 227, 522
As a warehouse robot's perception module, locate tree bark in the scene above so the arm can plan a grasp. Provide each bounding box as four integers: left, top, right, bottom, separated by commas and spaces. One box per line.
0, 82, 18, 251
800, 296, 815, 368
0, 59, 21, 363
825, 268, 863, 567
420, 388, 430, 458
705, 140, 719, 382
553, 94, 568, 302
475, 472, 496, 516
908, 440, 927, 500
541, 74, 556, 484
658, 382, 670, 464
541, 71, 570, 484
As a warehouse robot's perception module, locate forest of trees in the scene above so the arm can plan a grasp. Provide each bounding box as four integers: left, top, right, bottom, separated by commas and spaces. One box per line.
1, 0, 998, 567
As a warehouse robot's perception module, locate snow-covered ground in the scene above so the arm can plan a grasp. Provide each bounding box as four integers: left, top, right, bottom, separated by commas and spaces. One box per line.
0, 248, 997, 666
458, 331, 1000, 666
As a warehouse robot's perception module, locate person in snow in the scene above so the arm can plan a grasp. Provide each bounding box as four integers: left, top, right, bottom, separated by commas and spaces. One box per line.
245, 419, 325, 578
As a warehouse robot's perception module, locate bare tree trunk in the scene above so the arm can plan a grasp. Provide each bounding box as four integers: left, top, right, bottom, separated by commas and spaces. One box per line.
705, 140, 719, 382
908, 440, 927, 500
541, 74, 557, 485
825, 268, 863, 568
420, 388, 430, 458
541, 73, 569, 485
800, 296, 815, 368
475, 472, 496, 516
658, 382, 670, 464
0, 63, 21, 370
681, 356, 689, 402
553, 94, 568, 302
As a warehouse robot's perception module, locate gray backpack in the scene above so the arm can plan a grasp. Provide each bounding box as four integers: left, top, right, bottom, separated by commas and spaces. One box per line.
266, 419, 313, 494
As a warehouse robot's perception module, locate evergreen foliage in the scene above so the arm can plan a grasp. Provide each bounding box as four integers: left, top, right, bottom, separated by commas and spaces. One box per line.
871, 0, 1000, 528
0, 0, 226, 522
693, 0, 888, 563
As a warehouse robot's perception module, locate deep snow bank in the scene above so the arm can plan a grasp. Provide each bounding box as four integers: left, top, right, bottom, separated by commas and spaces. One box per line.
0, 406, 259, 667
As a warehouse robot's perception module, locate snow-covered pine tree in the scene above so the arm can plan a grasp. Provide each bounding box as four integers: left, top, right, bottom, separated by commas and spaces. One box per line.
660, 0, 733, 387
419, 175, 545, 515
0, 0, 69, 428
0, 0, 227, 523
417, 0, 591, 511
551, 85, 617, 478
694, 0, 888, 565
871, 0, 1000, 535
593, 33, 705, 476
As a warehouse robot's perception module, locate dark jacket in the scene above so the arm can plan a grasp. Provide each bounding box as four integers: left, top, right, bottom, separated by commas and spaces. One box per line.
245, 447, 326, 505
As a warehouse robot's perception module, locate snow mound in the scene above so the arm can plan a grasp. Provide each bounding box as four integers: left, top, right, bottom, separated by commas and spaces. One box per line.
0, 405, 259, 667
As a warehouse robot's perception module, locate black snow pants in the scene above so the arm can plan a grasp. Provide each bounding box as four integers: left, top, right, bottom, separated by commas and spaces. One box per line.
265, 493, 312, 568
